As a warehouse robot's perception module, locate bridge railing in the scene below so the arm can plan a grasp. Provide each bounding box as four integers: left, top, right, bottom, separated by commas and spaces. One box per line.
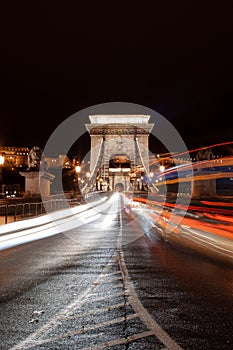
83, 190, 107, 201
0, 198, 81, 225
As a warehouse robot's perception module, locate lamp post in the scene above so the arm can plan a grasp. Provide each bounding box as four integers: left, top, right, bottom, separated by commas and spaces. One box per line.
0, 155, 5, 197
74, 164, 81, 194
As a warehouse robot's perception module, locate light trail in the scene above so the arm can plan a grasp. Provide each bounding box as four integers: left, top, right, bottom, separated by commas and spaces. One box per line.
10, 193, 183, 350
201, 200, 233, 207
126, 195, 233, 265
148, 140, 233, 168
149, 156, 233, 186
132, 197, 233, 216
0, 195, 117, 251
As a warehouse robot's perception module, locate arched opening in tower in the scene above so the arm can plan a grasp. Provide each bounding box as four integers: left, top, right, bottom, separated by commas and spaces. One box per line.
109, 155, 131, 192
115, 183, 124, 192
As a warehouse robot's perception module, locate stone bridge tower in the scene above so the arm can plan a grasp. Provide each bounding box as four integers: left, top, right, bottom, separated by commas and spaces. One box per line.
84, 115, 154, 192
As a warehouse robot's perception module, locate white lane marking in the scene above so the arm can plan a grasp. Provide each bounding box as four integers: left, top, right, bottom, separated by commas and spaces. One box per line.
27, 314, 139, 347
117, 207, 183, 350
85, 291, 126, 303
62, 301, 129, 321
10, 255, 118, 350
103, 271, 121, 277
11, 195, 184, 350
80, 331, 155, 350
97, 283, 124, 291
98, 276, 123, 284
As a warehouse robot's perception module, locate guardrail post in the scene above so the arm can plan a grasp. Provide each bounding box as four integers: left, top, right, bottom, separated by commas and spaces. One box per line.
5, 205, 8, 224
14, 205, 17, 222
0, 197, 81, 225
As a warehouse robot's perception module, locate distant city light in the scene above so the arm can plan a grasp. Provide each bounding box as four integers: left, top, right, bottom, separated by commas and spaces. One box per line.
159, 165, 165, 172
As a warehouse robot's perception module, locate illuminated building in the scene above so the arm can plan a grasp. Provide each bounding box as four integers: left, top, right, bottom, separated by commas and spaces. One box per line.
0, 146, 29, 169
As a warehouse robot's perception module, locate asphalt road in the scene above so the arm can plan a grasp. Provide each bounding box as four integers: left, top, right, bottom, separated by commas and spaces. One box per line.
0, 194, 232, 349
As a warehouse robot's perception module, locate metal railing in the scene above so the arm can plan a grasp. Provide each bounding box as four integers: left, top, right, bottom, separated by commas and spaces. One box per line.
0, 198, 81, 225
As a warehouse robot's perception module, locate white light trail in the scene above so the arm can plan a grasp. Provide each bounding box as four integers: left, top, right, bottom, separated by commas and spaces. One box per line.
0, 196, 112, 251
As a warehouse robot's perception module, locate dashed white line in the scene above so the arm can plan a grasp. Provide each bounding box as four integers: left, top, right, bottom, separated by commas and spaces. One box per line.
81, 331, 155, 350
62, 301, 129, 322
22, 313, 139, 347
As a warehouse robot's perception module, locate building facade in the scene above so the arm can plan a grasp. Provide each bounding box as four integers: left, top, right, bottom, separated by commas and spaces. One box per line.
0, 146, 29, 169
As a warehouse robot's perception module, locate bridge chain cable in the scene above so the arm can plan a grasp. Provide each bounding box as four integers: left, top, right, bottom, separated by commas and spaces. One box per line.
135, 137, 159, 192
82, 137, 105, 194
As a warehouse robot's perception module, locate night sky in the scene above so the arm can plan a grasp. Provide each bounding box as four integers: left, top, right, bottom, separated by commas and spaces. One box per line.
3, 2, 233, 156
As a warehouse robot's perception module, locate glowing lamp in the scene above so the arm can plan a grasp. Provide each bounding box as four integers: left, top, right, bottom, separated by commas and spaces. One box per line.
75, 165, 81, 173
0, 155, 4, 166
159, 165, 165, 172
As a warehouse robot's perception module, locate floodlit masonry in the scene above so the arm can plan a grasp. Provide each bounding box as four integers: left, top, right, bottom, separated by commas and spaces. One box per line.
84, 114, 154, 192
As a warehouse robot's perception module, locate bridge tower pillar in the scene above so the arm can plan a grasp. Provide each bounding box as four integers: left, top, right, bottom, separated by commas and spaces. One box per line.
85, 115, 154, 192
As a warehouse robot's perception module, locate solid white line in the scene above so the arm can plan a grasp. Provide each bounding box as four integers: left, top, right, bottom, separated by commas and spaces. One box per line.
118, 203, 183, 350
9, 255, 118, 350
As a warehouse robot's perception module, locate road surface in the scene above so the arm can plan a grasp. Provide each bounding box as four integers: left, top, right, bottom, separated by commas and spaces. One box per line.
0, 193, 232, 349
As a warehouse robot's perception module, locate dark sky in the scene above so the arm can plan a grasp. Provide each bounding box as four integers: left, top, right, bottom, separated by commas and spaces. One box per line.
3, 2, 233, 155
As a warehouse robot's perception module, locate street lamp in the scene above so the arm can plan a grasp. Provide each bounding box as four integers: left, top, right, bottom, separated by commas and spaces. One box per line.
159, 165, 165, 172
74, 164, 81, 195
0, 155, 4, 167
75, 165, 81, 173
